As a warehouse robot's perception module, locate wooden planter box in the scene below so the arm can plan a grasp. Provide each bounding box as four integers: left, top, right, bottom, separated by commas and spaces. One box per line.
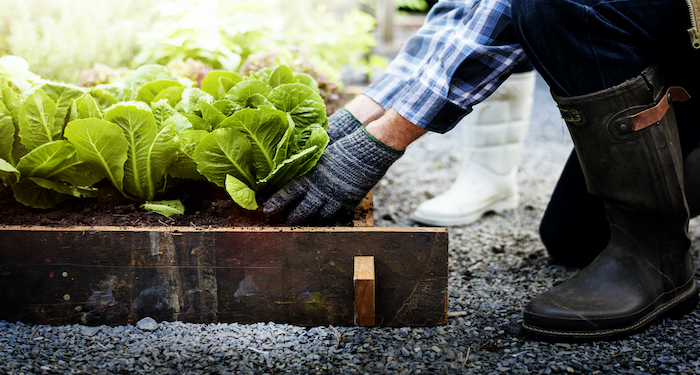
0, 196, 448, 327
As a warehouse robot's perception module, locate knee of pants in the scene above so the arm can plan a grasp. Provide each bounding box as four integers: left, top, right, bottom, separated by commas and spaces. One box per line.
511, 0, 565, 37
511, 0, 550, 26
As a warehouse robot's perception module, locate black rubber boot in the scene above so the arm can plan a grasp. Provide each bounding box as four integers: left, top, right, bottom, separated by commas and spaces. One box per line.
540, 140, 700, 269
523, 66, 699, 340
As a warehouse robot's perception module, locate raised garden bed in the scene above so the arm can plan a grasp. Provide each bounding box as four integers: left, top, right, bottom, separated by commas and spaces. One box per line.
0, 61, 448, 328
0, 185, 448, 327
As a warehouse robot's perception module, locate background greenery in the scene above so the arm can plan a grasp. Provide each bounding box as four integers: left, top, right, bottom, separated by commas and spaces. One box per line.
0, 0, 398, 88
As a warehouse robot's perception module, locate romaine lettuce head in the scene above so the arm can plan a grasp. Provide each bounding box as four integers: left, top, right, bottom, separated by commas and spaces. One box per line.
190, 65, 330, 210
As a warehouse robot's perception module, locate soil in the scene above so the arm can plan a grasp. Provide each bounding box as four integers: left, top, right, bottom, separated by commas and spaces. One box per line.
0, 177, 371, 228
0, 179, 285, 228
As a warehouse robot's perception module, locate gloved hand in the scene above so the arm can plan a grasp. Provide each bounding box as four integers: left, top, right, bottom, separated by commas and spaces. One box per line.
326, 108, 363, 144
263, 127, 403, 225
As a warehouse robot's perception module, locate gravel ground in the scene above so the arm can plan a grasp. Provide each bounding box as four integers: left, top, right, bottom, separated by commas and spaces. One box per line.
1, 75, 700, 374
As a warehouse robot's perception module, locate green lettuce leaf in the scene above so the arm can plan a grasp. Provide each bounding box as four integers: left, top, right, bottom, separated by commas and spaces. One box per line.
0, 158, 19, 184
199, 101, 226, 130
39, 83, 86, 129
194, 127, 256, 189
30, 177, 99, 199
0, 77, 21, 112
0, 56, 40, 93
151, 99, 177, 129
88, 87, 120, 109
104, 105, 179, 201
293, 73, 320, 92
219, 107, 289, 180
244, 93, 275, 110
200, 71, 242, 100
169, 129, 207, 180
0, 113, 15, 165
123, 64, 179, 94
293, 124, 329, 177
267, 83, 327, 130
213, 99, 239, 117
75, 94, 103, 120
257, 145, 322, 192
141, 200, 185, 217
224, 80, 273, 108
258, 123, 328, 192
11, 178, 69, 209
175, 88, 213, 116
136, 80, 185, 103
185, 114, 211, 131
11, 140, 103, 207
17, 140, 86, 181
244, 67, 274, 83
225, 174, 258, 210
63, 118, 129, 193
18, 89, 58, 150
165, 112, 195, 133
268, 65, 296, 88
152, 86, 186, 108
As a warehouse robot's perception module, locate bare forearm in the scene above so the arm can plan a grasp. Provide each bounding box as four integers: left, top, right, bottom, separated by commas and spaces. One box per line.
365, 109, 427, 151
344, 94, 385, 124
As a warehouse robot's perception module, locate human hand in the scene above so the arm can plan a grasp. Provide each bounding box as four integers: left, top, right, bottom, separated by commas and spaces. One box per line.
263, 127, 402, 225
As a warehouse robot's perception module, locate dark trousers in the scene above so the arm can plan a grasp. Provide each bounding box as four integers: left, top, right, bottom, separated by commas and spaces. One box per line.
511, 0, 700, 267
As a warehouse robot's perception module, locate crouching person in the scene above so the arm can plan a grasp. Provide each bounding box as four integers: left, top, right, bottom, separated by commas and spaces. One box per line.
512, 0, 700, 339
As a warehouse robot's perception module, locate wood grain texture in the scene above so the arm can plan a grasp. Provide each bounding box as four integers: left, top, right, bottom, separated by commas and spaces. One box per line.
0, 226, 448, 327
354, 256, 375, 326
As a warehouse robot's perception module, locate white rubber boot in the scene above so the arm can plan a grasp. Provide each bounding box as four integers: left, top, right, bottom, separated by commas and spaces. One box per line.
413, 71, 536, 226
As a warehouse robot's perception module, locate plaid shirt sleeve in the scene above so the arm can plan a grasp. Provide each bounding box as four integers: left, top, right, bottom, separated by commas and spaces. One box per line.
362, 0, 528, 133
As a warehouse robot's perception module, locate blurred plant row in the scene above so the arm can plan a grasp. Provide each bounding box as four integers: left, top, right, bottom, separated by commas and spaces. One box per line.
0, 0, 395, 94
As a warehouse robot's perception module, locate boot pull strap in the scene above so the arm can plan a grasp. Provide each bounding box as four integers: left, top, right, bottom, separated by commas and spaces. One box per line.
630, 86, 691, 131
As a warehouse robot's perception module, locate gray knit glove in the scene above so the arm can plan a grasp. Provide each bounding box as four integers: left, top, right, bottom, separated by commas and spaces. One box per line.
263, 127, 403, 225
326, 108, 363, 144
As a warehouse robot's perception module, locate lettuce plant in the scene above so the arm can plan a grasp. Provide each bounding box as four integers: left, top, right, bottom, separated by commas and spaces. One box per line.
191, 65, 328, 210
0, 56, 328, 216
0, 77, 103, 209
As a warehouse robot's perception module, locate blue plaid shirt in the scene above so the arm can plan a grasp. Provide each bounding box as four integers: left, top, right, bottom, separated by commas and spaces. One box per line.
363, 0, 528, 133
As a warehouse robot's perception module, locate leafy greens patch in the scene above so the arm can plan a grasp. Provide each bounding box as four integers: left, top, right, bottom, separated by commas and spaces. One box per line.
0, 57, 328, 216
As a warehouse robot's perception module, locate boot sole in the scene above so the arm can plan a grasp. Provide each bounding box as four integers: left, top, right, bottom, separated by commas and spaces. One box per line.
521, 278, 698, 341
412, 195, 519, 226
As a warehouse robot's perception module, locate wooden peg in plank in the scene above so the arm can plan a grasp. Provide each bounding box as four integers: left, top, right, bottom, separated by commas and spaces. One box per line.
354, 256, 375, 326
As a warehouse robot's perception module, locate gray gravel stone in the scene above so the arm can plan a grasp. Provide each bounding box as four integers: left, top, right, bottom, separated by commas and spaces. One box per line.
137, 317, 159, 331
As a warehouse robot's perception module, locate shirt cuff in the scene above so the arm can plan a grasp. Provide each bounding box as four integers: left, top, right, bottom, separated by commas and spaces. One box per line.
361, 72, 410, 111
392, 79, 471, 134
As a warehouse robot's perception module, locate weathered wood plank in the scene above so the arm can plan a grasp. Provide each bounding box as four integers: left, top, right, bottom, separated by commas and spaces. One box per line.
0, 226, 448, 327
354, 256, 375, 326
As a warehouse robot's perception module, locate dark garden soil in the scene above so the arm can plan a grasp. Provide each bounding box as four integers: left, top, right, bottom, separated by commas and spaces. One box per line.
0, 178, 370, 228
0, 179, 285, 228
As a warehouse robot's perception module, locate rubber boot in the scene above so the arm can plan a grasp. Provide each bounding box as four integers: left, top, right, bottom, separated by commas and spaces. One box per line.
413, 71, 536, 226
522, 66, 698, 340
540, 140, 700, 269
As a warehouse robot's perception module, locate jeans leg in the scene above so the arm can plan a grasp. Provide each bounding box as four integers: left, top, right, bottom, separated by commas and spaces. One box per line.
539, 150, 609, 268
511, 0, 691, 96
